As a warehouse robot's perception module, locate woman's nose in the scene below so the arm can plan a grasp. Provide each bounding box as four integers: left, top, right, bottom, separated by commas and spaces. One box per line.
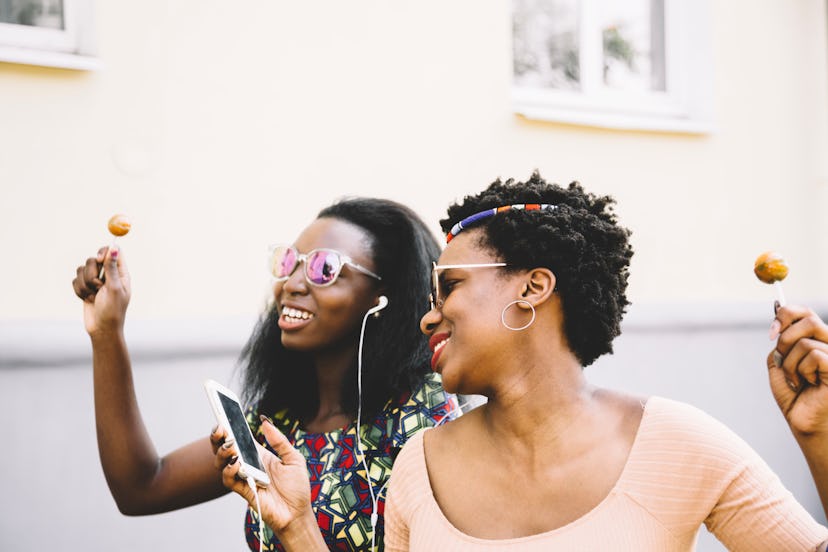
281, 262, 308, 295
420, 304, 442, 335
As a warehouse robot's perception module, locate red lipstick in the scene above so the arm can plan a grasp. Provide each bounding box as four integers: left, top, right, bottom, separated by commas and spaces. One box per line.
428, 332, 450, 372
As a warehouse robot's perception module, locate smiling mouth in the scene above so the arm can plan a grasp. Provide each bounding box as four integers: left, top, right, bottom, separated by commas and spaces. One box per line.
429, 334, 450, 371
280, 306, 315, 327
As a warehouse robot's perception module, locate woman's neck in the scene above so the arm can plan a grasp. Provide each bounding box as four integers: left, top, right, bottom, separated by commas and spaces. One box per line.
304, 346, 357, 432
481, 351, 594, 451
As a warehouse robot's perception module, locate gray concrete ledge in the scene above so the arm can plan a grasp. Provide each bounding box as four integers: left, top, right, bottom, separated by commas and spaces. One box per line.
0, 315, 259, 369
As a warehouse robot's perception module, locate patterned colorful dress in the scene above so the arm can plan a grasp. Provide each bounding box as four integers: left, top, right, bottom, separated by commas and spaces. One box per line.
244, 373, 454, 551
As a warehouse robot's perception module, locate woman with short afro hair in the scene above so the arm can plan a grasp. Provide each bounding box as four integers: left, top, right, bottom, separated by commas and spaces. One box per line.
440, 172, 633, 367
380, 173, 828, 551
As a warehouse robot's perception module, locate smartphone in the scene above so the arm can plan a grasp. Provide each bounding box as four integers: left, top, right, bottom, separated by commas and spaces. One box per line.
204, 379, 270, 487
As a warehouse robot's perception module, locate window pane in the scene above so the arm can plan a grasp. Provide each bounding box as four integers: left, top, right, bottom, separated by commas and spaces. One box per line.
513, 0, 581, 91
0, 0, 65, 30
598, 0, 665, 91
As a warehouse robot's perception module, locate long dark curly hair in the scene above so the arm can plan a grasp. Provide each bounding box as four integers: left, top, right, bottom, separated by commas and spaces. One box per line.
441, 172, 633, 366
240, 197, 441, 421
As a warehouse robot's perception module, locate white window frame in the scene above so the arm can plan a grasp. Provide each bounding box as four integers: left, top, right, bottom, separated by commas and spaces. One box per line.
0, 0, 99, 70
511, 0, 713, 134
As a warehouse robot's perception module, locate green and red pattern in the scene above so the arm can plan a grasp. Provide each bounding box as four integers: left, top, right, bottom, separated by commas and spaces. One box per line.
244, 373, 454, 551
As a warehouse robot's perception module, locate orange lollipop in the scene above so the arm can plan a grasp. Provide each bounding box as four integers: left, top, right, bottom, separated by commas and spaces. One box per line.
99, 214, 132, 279
754, 251, 788, 306
107, 214, 131, 237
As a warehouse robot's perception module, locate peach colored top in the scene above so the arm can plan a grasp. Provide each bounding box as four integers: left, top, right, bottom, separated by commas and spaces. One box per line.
385, 397, 828, 551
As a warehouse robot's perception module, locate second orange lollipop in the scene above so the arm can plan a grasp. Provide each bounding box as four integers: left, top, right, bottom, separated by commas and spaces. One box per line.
754, 251, 788, 306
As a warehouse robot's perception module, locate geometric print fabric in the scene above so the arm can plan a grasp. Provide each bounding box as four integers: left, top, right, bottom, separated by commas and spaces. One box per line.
244, 373, 454, 551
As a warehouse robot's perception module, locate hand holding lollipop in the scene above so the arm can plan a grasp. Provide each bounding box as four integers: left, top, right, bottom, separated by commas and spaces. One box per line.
99, 214, 131, 279
755, 254, 828, 519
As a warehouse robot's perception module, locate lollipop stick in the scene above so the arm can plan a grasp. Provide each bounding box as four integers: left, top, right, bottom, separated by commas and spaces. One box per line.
98, 238, 118, 280
773, 281, 786, 308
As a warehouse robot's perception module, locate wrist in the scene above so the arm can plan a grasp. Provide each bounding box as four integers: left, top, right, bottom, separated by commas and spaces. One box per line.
794, 428, 828, 445
88, 326, 125, 343
276, 510, 325, 551
791, 416, 828, 440
793, 428, 828, 467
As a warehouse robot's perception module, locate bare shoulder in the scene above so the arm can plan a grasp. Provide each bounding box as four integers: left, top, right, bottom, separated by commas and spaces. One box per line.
592, 387, 647, 441
421, 407, 492, 517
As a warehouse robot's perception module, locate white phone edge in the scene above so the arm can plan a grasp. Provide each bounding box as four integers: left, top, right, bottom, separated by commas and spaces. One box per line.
203, 379, 271, 487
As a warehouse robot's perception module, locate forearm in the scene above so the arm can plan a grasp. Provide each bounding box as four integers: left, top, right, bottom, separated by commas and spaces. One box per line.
795, 431, 828, 519
91, 329, 164, 507
91, 330, 230, 513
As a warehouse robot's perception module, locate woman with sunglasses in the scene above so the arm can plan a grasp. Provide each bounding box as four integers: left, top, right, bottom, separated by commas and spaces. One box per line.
374, 174, 827, 551
72, 197, 455, 551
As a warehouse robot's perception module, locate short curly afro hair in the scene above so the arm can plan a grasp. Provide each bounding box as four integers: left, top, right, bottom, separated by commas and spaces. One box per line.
441, 172, 634, 367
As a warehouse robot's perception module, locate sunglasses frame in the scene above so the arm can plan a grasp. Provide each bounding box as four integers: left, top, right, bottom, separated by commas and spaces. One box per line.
429, 261, 507, 310
269, 245, 382, 287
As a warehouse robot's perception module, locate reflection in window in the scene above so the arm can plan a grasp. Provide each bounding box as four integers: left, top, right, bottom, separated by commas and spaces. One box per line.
0, 0, 64, 30
513, 0, 580, 91
599, 0, 665, 92
513, 0, 666, 95
511, 0, 712, 132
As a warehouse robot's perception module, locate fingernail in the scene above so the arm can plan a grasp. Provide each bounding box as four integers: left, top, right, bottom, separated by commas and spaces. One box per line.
786, 378, 797, 391
772, 351, 783, 368
769, 319, 781, 340
110, 248, 119, 259
222, 439, 235, 449
773, 300, 780, 315
211, 424, 219, 435
229, 455, 238, 465
259, 415, 273, 426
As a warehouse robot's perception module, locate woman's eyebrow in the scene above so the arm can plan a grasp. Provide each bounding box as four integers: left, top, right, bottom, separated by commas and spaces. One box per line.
437, 266, 466, 278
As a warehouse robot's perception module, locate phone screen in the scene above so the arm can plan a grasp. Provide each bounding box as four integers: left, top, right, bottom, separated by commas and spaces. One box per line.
218, 392, 265, 471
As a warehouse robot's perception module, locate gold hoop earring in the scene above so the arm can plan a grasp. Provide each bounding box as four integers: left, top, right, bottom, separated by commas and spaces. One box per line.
501, 299, 536, 331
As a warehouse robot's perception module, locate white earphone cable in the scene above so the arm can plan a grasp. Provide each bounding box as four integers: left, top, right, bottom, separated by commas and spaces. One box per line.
246, 476, 264, 552
356, 308, 380, 550
356, 297, 470, 551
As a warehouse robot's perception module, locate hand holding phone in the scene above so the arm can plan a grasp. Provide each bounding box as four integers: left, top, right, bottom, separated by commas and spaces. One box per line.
204, 379, 270, 487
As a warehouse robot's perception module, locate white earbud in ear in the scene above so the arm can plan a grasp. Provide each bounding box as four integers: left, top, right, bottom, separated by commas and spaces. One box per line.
367, 295, 389, 317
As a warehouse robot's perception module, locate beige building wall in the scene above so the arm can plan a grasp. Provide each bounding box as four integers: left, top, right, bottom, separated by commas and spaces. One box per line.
1, 1, 826, 551
0, 0, 825, 323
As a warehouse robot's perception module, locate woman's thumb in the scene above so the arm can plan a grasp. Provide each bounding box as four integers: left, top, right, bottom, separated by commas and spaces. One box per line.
260, 416, 302, 463
104, 247, 122, 287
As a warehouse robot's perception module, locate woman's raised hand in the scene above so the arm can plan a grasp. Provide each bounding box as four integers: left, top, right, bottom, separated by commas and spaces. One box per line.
769, 304, 828, 436
71, 246, 131, 336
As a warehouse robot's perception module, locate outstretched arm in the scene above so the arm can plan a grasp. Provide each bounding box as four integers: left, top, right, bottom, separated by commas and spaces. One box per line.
73, 247, 227, 514
769, 304, 828, 520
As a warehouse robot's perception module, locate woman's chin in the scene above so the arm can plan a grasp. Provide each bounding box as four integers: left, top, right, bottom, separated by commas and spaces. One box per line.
438, 372, 463, 395
280, 334, 316, 352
